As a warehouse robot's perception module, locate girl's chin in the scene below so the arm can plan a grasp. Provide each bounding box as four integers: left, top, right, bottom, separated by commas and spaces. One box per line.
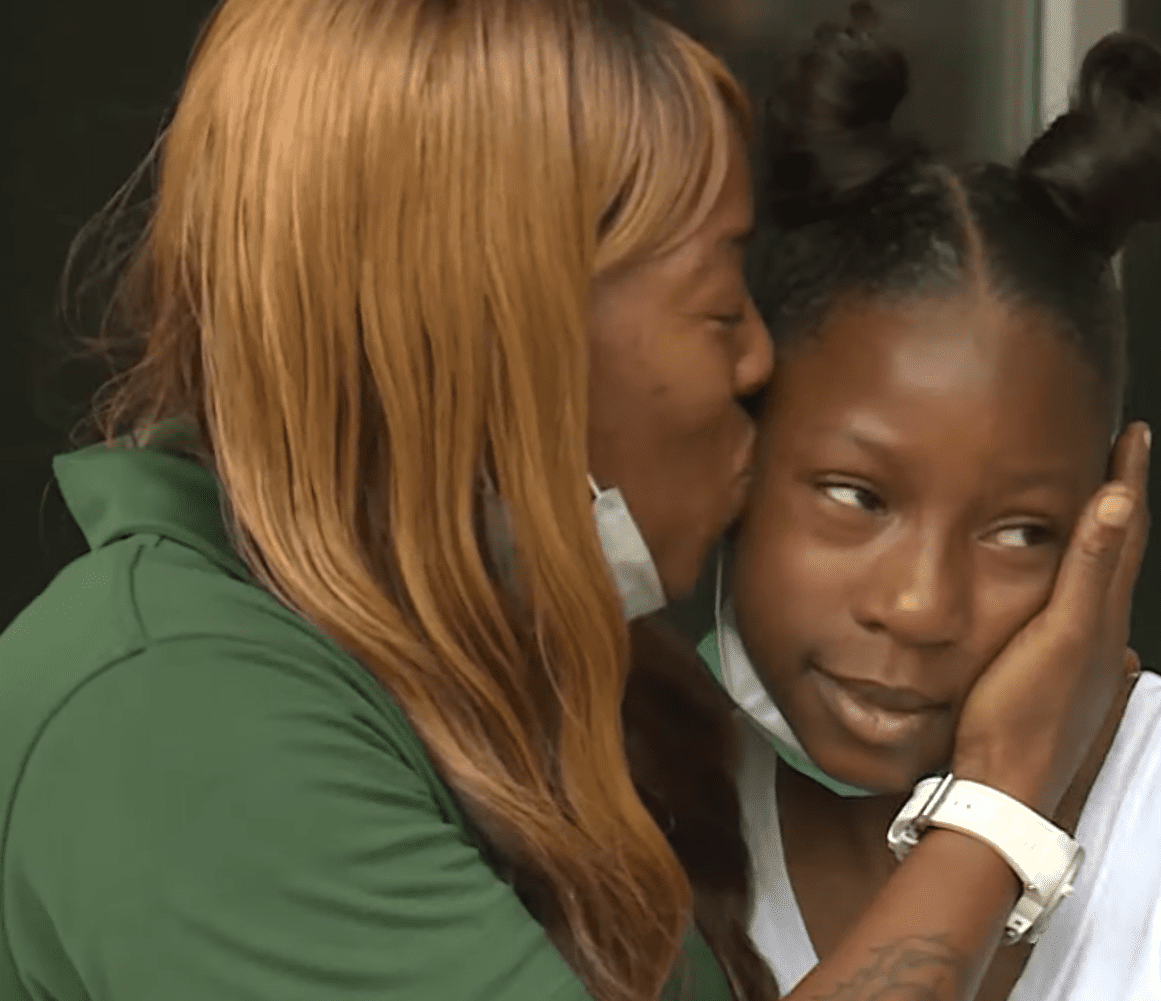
808, 744, 948, 799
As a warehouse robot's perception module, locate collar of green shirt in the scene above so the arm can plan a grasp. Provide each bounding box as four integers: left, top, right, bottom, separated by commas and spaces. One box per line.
53, 417, 252, 582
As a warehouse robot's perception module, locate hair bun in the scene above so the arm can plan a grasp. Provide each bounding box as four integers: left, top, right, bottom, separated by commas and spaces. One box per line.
760, 2, 925, 226
1019, 33, 1161, 254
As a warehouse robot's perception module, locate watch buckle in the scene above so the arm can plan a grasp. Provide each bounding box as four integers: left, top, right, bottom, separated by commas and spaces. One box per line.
887, 773, 956, 861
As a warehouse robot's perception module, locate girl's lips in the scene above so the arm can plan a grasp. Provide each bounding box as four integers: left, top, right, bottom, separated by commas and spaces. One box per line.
812, 667, 942, 748
823, 673, 943, 712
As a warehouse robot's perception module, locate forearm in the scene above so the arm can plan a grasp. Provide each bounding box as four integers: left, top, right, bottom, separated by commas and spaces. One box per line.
785, 829, 1021, 1001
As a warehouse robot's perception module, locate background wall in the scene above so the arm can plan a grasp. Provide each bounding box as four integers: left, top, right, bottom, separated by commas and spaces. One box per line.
3, 3, 218, 628
1123, 0, 1161, 669
1040, 0, 1124, 124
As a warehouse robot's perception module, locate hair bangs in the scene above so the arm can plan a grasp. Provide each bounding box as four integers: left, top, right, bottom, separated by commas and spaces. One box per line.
593, 29, 750, 275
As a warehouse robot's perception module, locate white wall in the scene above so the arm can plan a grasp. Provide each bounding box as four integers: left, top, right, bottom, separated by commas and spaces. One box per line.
1041, 0, 1124, 127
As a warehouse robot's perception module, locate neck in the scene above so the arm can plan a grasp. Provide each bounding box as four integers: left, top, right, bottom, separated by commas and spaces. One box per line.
776, 759, 907, 874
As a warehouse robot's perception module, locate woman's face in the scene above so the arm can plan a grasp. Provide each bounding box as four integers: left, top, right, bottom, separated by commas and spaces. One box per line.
731, 292, 1110, 794
587, 125, 773, 600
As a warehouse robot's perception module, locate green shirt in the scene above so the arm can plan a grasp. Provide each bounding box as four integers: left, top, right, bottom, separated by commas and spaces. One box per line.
0, 429, 732, 1001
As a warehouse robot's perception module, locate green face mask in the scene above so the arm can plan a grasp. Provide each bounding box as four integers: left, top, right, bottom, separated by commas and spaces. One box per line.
691, 636, 873, 798
698, 552, 878, 798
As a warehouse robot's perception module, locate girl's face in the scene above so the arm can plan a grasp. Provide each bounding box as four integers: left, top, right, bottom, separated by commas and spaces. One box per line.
731, 292, 1112, 794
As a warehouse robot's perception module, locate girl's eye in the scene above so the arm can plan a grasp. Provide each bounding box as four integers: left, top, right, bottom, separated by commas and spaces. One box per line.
821, 483, 884, 513
991, 524, 1055, 549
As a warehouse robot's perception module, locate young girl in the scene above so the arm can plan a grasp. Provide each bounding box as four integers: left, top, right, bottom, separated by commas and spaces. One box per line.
701, 13, 1161, 1001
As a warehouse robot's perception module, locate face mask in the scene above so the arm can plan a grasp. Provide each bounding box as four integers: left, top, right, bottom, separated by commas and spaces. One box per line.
588, 475, 667, 621
709, 549, 876, 798
480, 472, 667, 622
480, 471, 524, 600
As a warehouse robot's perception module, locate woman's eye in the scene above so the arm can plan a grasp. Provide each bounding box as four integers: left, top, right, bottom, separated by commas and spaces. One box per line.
821, 484, 883, 513
711, 311, 746, 329
991, 524, 1054, 549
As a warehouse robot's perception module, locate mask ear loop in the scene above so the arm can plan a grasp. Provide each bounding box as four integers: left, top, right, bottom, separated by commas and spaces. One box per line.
715, 544, 727, 673
587, 475, 601, 500
716, 540, 881, 799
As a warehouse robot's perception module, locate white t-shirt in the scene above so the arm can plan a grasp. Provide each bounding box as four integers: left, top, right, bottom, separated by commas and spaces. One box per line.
738, 672, 1161, 1000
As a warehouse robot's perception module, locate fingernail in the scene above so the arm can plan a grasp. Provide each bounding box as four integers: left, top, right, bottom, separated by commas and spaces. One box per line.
1097, 491, 1134, 528
1145, 425, 1153, 451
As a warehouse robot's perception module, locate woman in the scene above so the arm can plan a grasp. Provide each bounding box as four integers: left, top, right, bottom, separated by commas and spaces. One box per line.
699, 10, 1161, 1000
0, 2, 1146, 1000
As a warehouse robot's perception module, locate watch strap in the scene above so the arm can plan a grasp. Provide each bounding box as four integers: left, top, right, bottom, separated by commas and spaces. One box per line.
920, 778, 1079, 891
888, 775, 1084, 945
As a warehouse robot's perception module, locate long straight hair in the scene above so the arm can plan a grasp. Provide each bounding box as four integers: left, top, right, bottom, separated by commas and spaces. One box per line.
78, 1, 750, 998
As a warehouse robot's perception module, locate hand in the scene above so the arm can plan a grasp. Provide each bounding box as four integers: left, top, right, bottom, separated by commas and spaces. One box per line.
952, 422, 1151, 815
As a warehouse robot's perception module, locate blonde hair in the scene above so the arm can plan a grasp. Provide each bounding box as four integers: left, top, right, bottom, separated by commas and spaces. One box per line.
88, 1, 748, 997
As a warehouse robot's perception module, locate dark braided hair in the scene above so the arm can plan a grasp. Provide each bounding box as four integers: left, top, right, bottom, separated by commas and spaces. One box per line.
748, 2, 1161, 427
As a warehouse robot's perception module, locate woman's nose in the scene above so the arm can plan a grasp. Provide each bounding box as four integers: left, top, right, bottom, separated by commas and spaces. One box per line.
734, 302, 774, 398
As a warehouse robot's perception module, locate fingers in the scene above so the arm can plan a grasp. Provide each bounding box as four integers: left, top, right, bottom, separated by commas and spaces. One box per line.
1044, 480, 1136, 639
1108, 421, 1150, 485
1126, 647, 1142, 680
1108, 422, 1152, 615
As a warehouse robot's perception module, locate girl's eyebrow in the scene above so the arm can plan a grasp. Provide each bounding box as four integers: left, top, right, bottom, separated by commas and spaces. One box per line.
839, 428, 895, 457
823, 425, 908, 466
834, 427, 1084, 493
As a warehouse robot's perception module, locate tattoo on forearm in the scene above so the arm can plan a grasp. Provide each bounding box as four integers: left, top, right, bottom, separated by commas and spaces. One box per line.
808, 934, 971, 1001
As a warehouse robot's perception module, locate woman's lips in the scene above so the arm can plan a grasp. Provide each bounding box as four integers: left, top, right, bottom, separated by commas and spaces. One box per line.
736, 421, 757, 479
728, 425, 758, 517
811, 667, 945, 748
729, 467, 755, 520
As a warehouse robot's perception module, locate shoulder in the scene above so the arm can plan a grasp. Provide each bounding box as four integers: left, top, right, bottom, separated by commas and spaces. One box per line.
0, 538, 592, 1001
0, 532, 438, 798
1097, 670, 1161, 794
0, 532, 464, 863
1071, 670, 1161, 921
0, 532, 471, 916
1016, 673, 1161, 999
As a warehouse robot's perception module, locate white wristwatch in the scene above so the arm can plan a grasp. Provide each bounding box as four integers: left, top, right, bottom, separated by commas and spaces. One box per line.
887, 774, 1084, 945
